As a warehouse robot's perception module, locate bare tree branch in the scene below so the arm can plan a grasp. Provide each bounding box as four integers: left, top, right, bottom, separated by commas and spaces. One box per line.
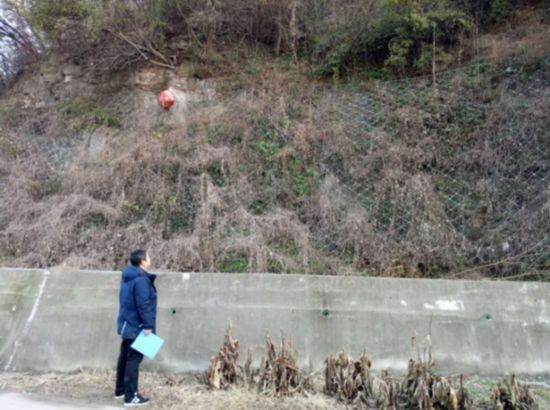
106, 28, 175, 70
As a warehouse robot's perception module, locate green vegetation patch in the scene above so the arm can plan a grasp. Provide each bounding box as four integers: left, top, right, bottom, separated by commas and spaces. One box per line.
59, 98, 121, 130
218, 252, 248, 273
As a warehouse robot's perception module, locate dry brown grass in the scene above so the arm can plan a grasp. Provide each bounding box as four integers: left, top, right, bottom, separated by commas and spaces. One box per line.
0, 365, 545, 409
478, 4, 550, 63
0, 67, 322, 272
0, 370, 344, 410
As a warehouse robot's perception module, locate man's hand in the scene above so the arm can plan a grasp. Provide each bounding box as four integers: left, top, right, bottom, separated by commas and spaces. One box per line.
144, 329, 152, 336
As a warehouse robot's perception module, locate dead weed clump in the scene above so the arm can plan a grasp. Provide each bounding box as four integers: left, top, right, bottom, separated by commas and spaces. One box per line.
199, 326, 314, 397
324, 338, 478, 409
201, 322, 241, 389
253, 334, 313, 397
489, 375, 536, 410
324, 351, 391, 408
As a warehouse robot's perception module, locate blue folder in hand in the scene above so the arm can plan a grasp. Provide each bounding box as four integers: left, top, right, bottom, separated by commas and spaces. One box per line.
131, 331, 165, 360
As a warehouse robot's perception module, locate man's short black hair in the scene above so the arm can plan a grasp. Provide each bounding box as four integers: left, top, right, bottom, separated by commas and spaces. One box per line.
130, 249, 147, 267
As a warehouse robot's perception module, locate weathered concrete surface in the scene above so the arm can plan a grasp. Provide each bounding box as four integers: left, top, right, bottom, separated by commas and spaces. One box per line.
0, 268, 549, 376
0, 269, 46, 371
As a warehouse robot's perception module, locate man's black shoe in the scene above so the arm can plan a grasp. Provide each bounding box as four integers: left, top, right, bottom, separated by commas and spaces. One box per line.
124, 393, 150, 407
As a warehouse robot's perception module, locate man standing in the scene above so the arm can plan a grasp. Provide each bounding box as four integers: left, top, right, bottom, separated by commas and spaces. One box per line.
115, 249, 157, 407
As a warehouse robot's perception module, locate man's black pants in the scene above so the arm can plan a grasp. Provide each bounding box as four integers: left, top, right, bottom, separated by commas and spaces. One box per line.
115, 338, 144, 401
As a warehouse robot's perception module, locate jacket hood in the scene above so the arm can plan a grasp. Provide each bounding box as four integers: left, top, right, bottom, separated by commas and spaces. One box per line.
122, 264, 146, 282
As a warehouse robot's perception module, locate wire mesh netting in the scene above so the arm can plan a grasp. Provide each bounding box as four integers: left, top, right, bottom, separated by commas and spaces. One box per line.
308, 60, 549, 279
190, 57, 549, 278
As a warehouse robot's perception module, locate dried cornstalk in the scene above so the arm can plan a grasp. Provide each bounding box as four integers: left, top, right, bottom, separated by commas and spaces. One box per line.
457, 374, 474, 410
256, 334, 312, 396
325, 338, 477, 410
324, 350, 389, 408
243, 348, 260, 388
394, 337, 474, 410
402, 336, 436, 409
202, 321, 240, 389
432, 376, 458, 409
491, 374, 536, 410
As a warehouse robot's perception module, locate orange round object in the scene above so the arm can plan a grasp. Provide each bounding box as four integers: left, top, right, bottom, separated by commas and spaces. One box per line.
157, 90, 175, 111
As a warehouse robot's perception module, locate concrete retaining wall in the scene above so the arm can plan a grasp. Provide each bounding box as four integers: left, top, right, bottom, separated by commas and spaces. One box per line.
0, 267, 549, 376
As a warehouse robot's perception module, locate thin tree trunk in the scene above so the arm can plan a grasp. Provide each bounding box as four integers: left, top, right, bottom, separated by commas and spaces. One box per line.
275, 8, 283, 57
432, 23, 437, 95
289, 1, 299, 64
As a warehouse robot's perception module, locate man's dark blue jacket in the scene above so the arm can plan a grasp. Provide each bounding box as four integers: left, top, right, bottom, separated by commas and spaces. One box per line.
117, 264, 157, 339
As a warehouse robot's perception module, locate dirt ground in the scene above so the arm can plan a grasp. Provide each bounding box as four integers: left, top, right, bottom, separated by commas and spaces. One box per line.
1, 370, 550, 409
0, 370, 344, 410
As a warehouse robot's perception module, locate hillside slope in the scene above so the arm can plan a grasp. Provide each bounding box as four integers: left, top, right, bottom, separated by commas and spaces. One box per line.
0, 6, 548, 278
